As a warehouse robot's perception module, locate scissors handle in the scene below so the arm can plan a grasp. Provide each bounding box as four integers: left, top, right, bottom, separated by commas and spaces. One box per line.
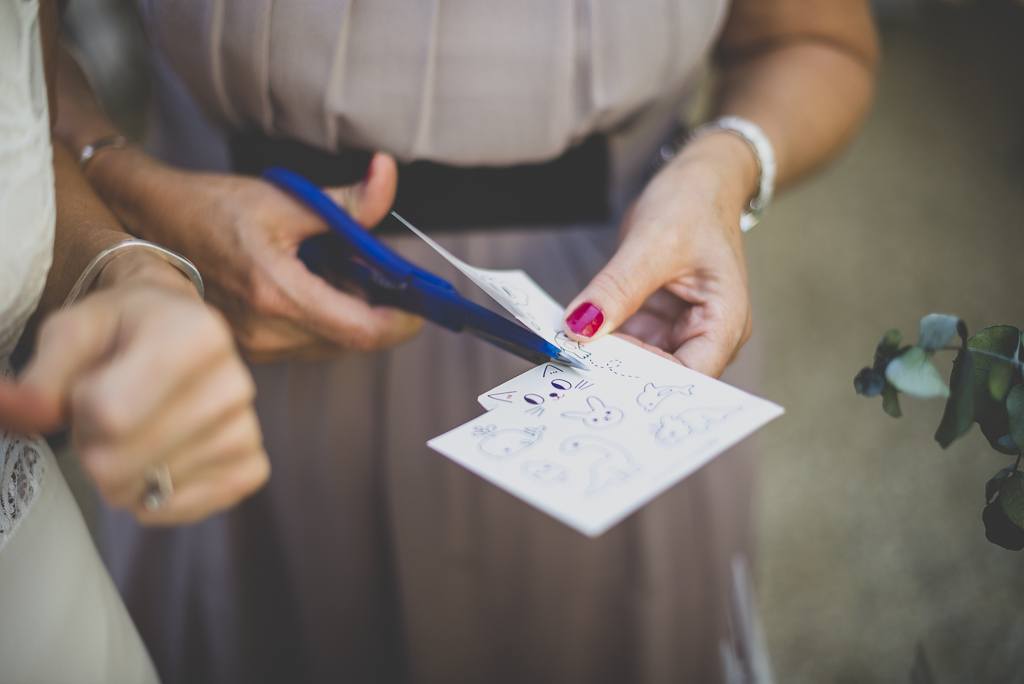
265, 167, 580, 368
264, 167, 450, 290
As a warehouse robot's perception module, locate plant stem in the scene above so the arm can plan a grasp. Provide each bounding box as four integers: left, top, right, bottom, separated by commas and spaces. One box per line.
940, 346, 1023, 368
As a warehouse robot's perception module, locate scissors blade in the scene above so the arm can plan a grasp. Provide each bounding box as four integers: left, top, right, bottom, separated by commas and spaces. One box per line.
464, 325, 590, 370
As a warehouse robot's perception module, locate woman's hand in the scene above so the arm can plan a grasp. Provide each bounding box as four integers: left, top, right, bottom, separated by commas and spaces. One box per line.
90, 150, 423, 363
562, 133, 758, 378
1, 251, 269, 525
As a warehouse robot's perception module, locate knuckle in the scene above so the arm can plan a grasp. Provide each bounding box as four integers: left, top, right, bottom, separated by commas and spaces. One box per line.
233, 367, 258, 403
245, 278, 289, 319
81, 394, 133, 440
591, 269, 642, 310
232, 453, 271, 500
346, 325, 382, 354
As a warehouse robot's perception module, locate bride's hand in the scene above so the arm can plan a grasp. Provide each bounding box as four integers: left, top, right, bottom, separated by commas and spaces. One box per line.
3, 251, 269, 525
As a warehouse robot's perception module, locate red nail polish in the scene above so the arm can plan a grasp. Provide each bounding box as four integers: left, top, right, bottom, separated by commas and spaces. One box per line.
566, 302, 604, 338
361, 155, 376, 185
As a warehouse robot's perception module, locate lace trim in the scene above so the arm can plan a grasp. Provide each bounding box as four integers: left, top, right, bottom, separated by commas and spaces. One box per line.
0, 430, 47, 554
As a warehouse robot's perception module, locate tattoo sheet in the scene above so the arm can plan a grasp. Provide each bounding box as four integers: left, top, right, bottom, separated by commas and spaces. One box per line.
400, 216, 784, 537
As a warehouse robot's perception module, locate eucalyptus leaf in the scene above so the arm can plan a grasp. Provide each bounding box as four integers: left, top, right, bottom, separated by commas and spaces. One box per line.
969, 326, 1022, 424
987, 466, 1016, 504
919, 314, 960, 352
1007, 385, 1024, 454
885, 346, 950, 399
980, 417, 1019, 455
935, 345, 975, 448
989, 360, 1013, 401
882, 384, 902, 418
983, 500, 1024, 550
872, 330, 902, 373
1000, 474, 1024, 529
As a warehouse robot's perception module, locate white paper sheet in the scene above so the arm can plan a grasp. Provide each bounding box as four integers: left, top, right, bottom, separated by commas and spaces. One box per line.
392, 213, 567, 341
432, 338, 783, 536
398, 213, 784, 537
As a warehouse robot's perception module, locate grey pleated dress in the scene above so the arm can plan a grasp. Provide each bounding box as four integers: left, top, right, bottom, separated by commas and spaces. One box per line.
100, 2, 762, 682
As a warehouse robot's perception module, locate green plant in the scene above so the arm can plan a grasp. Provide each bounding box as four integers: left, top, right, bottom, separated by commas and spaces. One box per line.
854, 314, 1024, 550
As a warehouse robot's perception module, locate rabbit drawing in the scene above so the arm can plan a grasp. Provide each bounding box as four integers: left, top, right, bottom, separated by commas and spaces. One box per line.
635, 382, 694, 412
561, 396, 624, 429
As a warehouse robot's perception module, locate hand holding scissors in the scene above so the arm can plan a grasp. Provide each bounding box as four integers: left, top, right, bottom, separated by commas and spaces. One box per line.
264, 167, 587, 370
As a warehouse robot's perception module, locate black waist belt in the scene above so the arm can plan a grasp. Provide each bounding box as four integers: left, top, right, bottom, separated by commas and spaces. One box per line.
230, 131, 609, 232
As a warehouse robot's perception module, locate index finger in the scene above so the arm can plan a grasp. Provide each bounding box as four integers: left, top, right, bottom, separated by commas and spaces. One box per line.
275, 254, 424, 353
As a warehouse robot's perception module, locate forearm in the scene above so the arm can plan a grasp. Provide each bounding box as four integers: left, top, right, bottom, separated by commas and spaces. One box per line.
53, 43, 122, 154
54, 44, 195, 250
712, 0, 879, 189
34, 141, 133, 317
716, 41, 876, 189
29, 143, 196, 329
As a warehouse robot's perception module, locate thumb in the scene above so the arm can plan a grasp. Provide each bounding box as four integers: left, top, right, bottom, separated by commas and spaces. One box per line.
17, 298, 121, 431
0, 379, 63, 435
323, 152, 398, 229
562, 238, 668, 343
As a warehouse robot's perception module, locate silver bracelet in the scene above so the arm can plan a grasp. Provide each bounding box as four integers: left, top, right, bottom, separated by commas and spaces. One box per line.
62, 239, 205, 311
77, 135, 129, 170
658, 116, 777, 233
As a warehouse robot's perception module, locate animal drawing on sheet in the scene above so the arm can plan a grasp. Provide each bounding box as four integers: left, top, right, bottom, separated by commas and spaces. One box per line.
521, 459, 569, 485
651, 407, 740, 447
476, 275, 542, 332
560, 396, 624, 429
635, 383, 695, 412
474, 424, 546, 459
554, 332, 591, 363
560, 435, 640, 495
477, 274, 530, 307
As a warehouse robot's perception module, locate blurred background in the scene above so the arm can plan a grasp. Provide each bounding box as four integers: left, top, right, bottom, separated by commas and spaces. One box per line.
60, 0, 1024, 681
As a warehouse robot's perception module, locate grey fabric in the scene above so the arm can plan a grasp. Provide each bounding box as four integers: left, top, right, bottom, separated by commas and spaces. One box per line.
137, 0, 729, 165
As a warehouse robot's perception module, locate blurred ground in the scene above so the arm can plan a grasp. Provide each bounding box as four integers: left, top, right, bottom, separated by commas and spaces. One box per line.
747, 2, 1024, 682
59, 1, 1024, 681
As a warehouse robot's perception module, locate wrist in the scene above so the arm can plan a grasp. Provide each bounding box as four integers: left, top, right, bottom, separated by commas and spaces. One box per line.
668, 132, 760, 213
84, 145, 173, 242
95, 249, 201, 299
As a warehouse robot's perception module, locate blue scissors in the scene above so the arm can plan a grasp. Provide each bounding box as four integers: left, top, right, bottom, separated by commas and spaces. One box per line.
263, 167, 588, 370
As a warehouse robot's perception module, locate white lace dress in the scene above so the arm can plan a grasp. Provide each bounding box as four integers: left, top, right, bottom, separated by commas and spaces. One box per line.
0, 1, 157, 681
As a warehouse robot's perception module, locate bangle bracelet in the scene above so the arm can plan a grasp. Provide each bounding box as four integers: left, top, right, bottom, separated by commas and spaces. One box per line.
77, 135, 129, 170
657, 116, 777, 233
62, 239, 205, 311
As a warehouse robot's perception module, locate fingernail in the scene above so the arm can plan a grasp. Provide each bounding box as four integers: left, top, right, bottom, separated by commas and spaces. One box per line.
566, 302, 604, 338
361, 155, 376, 185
